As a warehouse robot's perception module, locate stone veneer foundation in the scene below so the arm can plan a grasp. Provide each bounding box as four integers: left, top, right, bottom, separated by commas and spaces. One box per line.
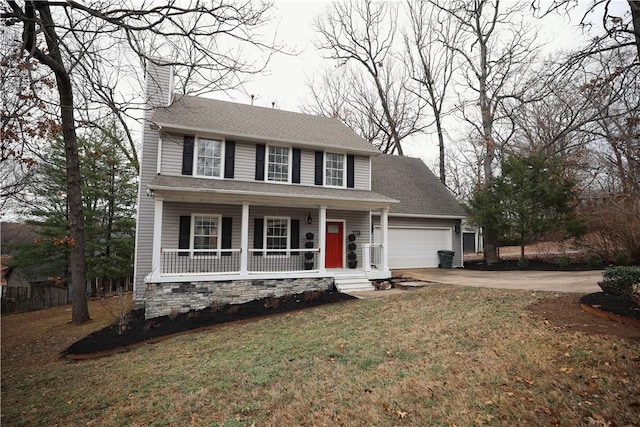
143, 277, 334, 319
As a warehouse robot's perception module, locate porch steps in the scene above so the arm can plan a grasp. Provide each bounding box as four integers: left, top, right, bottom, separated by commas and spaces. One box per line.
333, 271, 375, 292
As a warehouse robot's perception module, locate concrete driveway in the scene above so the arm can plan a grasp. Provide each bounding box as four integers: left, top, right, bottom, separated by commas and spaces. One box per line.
395, 268, 603, 294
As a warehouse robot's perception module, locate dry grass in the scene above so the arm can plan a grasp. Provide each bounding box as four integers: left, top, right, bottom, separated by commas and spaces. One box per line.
2, 286, 639, 426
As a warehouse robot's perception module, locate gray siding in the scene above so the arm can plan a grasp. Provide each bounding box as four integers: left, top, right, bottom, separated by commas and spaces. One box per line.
158, 134, 371, 192
300, 148, 315, 186
162, 202, 243, 249
354, 155, 370, 190
234, 141, 255, 181
133, 123, 160, 302
160, 133, 183, 176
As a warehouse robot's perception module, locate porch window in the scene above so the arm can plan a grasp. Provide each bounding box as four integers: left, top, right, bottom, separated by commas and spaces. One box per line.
267, 145, 290, 182
265, 217, 288, 255
192, 214, 220, 256
325, 152, 345, 187
196, 138, 223, 177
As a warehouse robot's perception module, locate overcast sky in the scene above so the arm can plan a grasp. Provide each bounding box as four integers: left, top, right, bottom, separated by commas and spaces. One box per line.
211, 0, 630, 162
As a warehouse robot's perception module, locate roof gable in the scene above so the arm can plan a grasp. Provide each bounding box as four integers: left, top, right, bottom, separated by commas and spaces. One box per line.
371, 154, 466, 217
152, 95, 380, 155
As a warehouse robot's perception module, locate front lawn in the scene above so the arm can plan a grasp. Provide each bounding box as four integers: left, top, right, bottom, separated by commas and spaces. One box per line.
2, 285, 639, 426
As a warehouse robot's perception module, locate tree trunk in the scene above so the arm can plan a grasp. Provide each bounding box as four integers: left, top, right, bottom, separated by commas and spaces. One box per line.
435, 112, 446, 185
31, 3, 90, 323
478, 26, 499, 264
59, 74, 90, 323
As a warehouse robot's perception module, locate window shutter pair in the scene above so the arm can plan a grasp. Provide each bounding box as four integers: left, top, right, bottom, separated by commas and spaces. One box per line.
255, 144, 301, 183
315, 151, 355, 188
181, 136, 235, 178
252, 218, 299, 256
178, 216, 233, 256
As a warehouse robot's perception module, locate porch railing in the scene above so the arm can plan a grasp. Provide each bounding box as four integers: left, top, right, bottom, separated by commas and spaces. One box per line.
160, 248, 320, 275
363, 243, 383, 271
248, 248, 319, 273
161, 249, 241, 275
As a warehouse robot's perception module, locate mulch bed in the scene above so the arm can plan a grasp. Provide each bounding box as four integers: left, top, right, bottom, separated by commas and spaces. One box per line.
63, 290, 355, 359
580, 292, 640, 327
465, 258, 596, 271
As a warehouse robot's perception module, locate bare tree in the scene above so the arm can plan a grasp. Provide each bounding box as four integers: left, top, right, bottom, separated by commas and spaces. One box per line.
404, 0, 460, 185
430, 0, 541, 262
314, 0, 423, 155
303, 66, 384, 146
1, 0, 279, 324
533, 0, 640, 63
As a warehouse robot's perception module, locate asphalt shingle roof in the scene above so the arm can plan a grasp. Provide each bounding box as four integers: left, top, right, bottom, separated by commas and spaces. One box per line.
152, 95, 380, 155
371, 154, 466, 217
149, 175, 396, 209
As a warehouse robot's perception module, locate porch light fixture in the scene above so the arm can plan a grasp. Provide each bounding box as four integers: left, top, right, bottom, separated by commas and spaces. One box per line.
454, 224, 461, 233
306, 212, 312, 225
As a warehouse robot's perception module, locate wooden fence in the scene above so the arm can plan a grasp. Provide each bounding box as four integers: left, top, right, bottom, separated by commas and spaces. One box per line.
1, 285, 69, 314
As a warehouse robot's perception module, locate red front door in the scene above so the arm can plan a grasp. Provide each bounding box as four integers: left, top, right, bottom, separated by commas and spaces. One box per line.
325, 222, 344, 268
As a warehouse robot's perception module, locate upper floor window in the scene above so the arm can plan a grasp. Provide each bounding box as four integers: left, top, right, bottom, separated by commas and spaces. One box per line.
192, 214, 220, 256
196, 138, 223, 177
267, 145, 290, 182
325, 152, 345, 187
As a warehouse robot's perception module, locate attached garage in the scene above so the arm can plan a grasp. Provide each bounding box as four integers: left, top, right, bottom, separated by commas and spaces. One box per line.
375, 226, 452, 269
371, 155, 466, 269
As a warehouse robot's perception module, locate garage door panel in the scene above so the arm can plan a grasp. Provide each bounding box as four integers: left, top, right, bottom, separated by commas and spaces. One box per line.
376, 227, 451, 269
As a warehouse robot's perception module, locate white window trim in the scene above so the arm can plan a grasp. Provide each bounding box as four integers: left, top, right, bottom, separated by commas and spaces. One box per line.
263, 216, 290, 257
324, 152, 346, 188
190, 213, 222, 258
265, 144, 292, 184
194, 137, 225, 179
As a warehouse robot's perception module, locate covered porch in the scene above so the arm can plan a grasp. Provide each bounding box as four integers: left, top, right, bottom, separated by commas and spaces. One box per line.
145, 177, 395, 285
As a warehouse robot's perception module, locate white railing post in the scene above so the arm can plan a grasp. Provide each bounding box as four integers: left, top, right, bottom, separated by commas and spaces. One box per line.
152, 197, 164, 277
363, 243, 371, 272
381, 208, 389, 272
240, 202, 249, 275
319, 206, 327, 273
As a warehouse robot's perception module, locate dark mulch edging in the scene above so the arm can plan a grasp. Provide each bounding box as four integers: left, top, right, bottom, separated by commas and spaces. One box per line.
465, 258, 598, 271
580, 292, 640, 327
63, 290, 355, 360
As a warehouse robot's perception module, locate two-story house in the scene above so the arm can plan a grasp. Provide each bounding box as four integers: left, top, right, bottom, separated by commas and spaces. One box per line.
134, 60, 464, 319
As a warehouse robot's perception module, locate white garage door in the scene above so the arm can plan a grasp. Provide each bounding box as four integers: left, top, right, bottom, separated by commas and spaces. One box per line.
375, 227, 452, 269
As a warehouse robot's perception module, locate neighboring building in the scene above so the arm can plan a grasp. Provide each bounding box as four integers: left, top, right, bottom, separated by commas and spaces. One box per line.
133, 60, 465, 319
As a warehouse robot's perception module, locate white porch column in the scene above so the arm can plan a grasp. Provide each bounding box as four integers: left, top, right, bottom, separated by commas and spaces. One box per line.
318, 206, 327, 273
240, 202, 249, 275
381, 208, 389, 272
151, 197, 164, 276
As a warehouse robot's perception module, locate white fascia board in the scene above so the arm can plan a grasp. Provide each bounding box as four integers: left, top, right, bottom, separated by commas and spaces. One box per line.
151, 122, 381, 156
370, 212, 467, 219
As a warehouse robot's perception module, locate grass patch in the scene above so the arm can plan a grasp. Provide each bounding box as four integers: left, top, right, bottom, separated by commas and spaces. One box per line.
2, 285, 639, 426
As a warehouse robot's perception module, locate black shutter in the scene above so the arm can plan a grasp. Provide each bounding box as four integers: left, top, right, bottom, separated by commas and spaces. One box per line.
347, 154, 355, 188
224, 140, 235, 179
178, 216, 191, 256
253, 218, 263, 256
221, 217, 232, 256
255, 144, 265, 181
314, 151, 323, 185
182, 136, 195, 175
292, 148, 301, 184
290, 219, 300, 255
